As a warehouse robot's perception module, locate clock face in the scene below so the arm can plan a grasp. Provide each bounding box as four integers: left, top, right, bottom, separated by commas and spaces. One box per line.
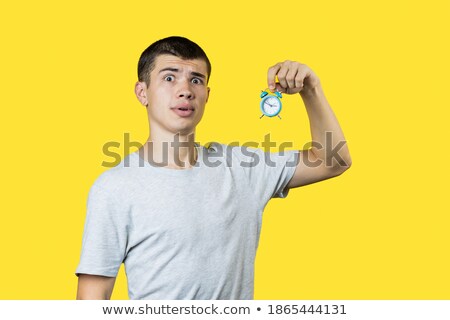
261, 96, 282, 117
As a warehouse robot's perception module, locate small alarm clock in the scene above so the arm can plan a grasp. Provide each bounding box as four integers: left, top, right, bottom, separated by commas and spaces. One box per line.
259, 88, 282, 119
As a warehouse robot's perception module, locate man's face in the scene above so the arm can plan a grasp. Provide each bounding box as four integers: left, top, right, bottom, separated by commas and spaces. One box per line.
141, 54, 210, 137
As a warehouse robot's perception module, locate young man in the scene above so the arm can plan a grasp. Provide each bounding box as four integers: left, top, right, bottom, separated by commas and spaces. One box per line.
75, 36, 351, 300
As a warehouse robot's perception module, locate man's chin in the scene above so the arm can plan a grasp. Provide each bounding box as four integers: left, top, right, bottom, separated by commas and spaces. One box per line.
171, 120, 201, 136
169, 125, 196, 137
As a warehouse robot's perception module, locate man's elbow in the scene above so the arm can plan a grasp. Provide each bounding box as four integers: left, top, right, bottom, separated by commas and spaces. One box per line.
329, 156, 352, 177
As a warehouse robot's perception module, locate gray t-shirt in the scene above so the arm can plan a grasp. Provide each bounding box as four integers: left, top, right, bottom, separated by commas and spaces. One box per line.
75, 142, 299, 299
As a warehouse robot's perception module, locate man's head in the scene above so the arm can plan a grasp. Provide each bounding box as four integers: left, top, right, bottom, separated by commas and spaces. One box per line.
135, 37, 211, 137
137, 36, 211, 88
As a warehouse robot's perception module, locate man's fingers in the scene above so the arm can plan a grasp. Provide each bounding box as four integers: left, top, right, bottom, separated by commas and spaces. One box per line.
295, 68, 307, 89
268, 61, 311, 94
267, 63, 281, 92
276, 63, 289, 89
274, 83, 285, 92
285, 67, 298, 89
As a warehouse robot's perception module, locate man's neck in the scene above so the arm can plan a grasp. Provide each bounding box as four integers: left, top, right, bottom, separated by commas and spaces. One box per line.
139, 133, 198, 169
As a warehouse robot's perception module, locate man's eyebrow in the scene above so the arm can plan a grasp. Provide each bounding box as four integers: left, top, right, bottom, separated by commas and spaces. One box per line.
159, 67, 179, 74
158, 67, 206, 79
191, 72, 206, 79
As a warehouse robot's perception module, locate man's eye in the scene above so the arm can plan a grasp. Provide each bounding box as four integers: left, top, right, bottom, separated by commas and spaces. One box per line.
164, 75, 174, 81
191, 78, 203, 84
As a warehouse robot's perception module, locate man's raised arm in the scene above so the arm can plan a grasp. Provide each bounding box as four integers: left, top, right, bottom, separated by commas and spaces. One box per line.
267, 60, 352, 188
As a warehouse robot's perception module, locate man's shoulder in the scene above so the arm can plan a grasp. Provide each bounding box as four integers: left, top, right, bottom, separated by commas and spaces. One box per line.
89, 154, 136, 195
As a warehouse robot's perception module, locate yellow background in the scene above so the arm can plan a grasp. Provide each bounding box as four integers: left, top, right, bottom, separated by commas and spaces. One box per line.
0, 0, 449, 299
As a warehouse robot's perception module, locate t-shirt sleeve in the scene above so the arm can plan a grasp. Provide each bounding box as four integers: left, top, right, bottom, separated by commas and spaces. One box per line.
75, 180, 129, 278
232, 145, 299, 208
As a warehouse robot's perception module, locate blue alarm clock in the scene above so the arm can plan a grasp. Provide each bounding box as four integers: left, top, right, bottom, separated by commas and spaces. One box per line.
260, 88, 282, 119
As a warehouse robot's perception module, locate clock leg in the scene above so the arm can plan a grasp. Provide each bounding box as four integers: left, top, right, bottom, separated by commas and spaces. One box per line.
260, 114, 265, 119
278, 115, 282, 119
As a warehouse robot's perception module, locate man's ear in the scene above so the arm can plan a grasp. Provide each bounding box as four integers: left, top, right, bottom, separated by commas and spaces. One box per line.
206, 87, 210, 103
135, 81, 148, 107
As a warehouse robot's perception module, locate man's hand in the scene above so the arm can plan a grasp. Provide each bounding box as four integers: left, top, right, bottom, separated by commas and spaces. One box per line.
267, 60, 321, 95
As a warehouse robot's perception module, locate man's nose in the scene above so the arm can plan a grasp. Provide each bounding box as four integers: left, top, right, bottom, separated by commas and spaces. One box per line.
177, 81, 194, 99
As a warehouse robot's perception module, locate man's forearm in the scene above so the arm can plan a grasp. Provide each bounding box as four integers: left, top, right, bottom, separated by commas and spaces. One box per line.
300, 83, 352, 170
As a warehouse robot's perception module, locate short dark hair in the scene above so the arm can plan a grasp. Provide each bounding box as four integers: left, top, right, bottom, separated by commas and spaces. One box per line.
137, 36, 211, 87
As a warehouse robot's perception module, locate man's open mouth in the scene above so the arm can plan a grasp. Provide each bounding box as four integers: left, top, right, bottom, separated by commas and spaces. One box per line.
172, 106, 195, 117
